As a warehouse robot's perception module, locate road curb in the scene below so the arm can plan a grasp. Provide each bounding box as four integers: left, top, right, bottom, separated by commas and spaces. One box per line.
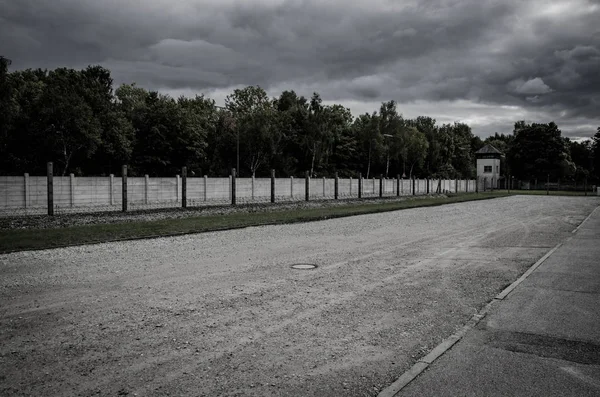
495, 242, 563, 300
571, 205, 599, 234
378, 232, 569, 397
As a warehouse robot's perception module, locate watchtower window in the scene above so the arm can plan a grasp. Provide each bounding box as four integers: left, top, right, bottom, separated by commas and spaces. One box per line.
484, 165, 492, 173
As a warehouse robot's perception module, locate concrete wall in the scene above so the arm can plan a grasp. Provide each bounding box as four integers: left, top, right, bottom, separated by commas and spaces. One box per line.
0, 175, 477, 214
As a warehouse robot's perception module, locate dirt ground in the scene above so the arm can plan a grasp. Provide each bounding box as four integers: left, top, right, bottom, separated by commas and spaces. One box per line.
1, 195, 598, 396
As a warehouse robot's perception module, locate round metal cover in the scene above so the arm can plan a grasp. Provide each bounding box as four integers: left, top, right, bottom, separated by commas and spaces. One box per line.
290, 263, 318, 270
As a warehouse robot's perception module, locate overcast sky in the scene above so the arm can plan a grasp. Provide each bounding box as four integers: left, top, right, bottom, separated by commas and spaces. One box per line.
2, 0, 599, 139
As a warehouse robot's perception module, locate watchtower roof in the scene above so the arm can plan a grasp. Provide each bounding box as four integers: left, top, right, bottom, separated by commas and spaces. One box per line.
476, 144, 502, 155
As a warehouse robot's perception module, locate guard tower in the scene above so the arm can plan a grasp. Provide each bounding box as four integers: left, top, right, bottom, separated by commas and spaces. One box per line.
476, 144, 502, 189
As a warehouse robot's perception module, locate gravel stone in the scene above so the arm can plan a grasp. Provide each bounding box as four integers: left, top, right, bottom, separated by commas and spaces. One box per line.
0, 195, 598, 396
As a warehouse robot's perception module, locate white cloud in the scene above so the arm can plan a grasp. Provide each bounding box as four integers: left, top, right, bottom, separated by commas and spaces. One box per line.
511, 77, 553, 95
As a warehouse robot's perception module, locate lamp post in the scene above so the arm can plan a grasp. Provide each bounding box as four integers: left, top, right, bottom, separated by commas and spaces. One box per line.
216, 105, 239, 175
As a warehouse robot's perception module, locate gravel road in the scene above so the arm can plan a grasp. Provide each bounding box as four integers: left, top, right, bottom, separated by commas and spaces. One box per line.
1, 195, 598, 396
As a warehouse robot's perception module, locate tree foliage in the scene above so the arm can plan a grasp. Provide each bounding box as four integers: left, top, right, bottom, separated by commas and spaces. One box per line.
0, 61, 597, 182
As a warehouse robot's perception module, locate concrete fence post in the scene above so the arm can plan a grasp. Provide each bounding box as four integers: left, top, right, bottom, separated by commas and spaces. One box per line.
47, 162, 54, 216
203, 175, 207, 201
231, 168, 236, 206
305, 171, 310, 201
175, 175, 180, 202
24, 173, 29, 209
69, 173, 75, 207
334, 172, 339, 200
271, 170, 276, 203
290, 176, 294, 199
349, 177, 353, 196
110, 174, 115, 205
229, 175, 232, 201
476, 177, 479, 193
412, 177, 416, 195
323, 177, 326, 197
358, 173, 363, 199
379, 174, 383, 197
122, 165, 127, 212
252, 176, 255, 200
181, 167, 187, 208
144, 174, 149, 204
372, 177, 376, 195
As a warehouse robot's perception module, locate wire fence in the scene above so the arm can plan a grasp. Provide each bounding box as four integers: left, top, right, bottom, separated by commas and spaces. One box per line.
0, 163, 505, 217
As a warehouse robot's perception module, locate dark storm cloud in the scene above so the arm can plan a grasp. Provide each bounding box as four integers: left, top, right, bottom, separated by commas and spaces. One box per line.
1, 0, 599, 138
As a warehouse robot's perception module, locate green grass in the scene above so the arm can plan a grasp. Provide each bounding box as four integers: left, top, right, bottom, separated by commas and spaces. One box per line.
499, 189, 594, 196
0, 193, 510, 253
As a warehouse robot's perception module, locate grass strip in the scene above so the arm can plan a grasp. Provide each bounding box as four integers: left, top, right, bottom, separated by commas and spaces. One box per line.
1, 192, 509, 253
498, 189, 594, 196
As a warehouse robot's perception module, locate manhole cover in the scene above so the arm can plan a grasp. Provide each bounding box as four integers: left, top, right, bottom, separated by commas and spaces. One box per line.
290, 263, 318, 270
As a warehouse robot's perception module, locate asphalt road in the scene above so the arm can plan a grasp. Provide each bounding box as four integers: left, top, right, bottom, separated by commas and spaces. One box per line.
1, 195, 598, 396
398, 205, 600, 397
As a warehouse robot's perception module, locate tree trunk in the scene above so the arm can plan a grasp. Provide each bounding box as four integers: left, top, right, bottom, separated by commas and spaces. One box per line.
366, 140, 372, 179
385, 152, 389, 178
62, 143, 71, 176
310, 143, 316, 177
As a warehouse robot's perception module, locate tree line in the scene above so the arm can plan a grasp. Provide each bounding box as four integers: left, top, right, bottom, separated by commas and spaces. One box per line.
1, 57, 598, 182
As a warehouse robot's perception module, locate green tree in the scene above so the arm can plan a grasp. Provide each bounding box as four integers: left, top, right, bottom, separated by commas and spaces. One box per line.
592, 127, 600, 181
38, 68, 103, 175
400, 127, 429, 179
378, 100, 404, 177
353, 112, 382, 179
567, 139, 593, 182
272, 90, 309, 175
226, 86, 280, 176
508, 121, 570, 180
407, 116, 439, 176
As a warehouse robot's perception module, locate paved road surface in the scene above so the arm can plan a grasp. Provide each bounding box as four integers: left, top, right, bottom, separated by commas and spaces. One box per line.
1, 196, 598, 396
398, 205, 600, 397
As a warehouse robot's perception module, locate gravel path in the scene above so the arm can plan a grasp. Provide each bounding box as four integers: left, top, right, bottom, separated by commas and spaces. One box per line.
1, 195, 598, 396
